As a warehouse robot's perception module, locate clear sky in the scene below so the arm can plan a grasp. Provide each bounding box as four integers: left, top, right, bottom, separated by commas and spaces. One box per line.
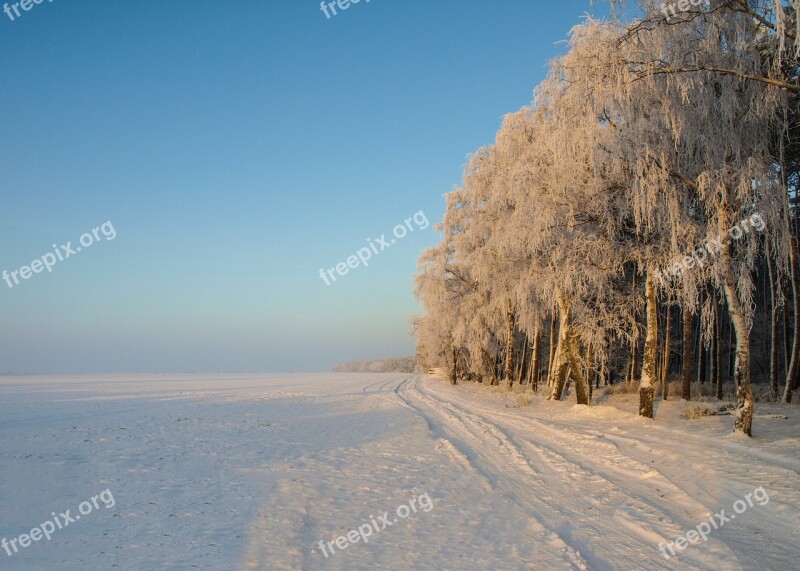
0, 0, 605, 373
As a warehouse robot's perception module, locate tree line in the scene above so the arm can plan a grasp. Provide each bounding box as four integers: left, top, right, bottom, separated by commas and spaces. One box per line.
413, 0, 800, 436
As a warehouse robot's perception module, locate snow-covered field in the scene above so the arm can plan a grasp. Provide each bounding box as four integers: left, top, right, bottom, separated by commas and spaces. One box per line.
0, 373, 797, 570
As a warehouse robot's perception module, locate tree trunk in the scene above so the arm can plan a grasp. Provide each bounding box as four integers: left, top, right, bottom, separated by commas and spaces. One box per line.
504, 301, 516, 386
715, 298, 723, 399
696, 290, 706, 396
623, 353, 632, 384
549, 294, 571, 401
767, 248, 779, 399
572, 345, 591, 405
656, 302, 664, 390
728, 312, 735, 388
548, 305, 558, 384
719, 207, 754, 436
784, 237, 800, 403
640, 268, 658, 418
450, 347, 458, 385
531, 325, 541, 393
481, 349, 498, 386
630, 270, 638, 385
662, 301, 671, 400
697, 340, 706, 394
682, 303, 692, 401
517, 335, 529, 387
548, 291, 590, 404
587, 344, 595, 401
783, 277, 790, 381
630, 338, 639, 385
708, 289, 719, 397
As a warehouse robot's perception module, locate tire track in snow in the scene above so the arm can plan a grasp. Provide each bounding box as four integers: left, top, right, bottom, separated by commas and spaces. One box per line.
411, 377, 744, 570
425, 380, 800, 564
395, 377, 590, 570
362, 374, 418, 413
488, 401, 800, 512
360, 375, 408, 395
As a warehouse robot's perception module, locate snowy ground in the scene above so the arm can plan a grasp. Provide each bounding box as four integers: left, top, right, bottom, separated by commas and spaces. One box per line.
0, 373, 797, 570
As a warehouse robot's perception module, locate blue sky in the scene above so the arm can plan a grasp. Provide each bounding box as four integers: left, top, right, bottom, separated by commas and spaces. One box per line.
0, 0, 604, 373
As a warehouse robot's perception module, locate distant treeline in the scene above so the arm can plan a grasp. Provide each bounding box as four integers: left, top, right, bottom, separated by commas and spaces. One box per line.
333, 357, 417, 373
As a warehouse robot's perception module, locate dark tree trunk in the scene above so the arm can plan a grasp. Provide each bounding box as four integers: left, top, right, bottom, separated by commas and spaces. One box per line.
783, 277, 790, 380
715, 298, 723, 399
662, 302, 672, 400
697, 288, 706, 391
548, 305, 558, 385
682, 303, 692, 401
785, 237, 800, 403
728, 311, 735, 388
531, 325, 541, 393
517, 335, 529, 387
504, 301, 516, 386
587, 344, 595, 402
767, 249, 779, 399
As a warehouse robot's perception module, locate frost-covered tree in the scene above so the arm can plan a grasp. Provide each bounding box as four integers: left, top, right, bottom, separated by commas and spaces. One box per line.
615, 1, 793, 433
415, 0, 795, 436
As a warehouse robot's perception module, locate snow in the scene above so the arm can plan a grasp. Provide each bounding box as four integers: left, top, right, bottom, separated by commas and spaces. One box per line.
0, 373, 797, 569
